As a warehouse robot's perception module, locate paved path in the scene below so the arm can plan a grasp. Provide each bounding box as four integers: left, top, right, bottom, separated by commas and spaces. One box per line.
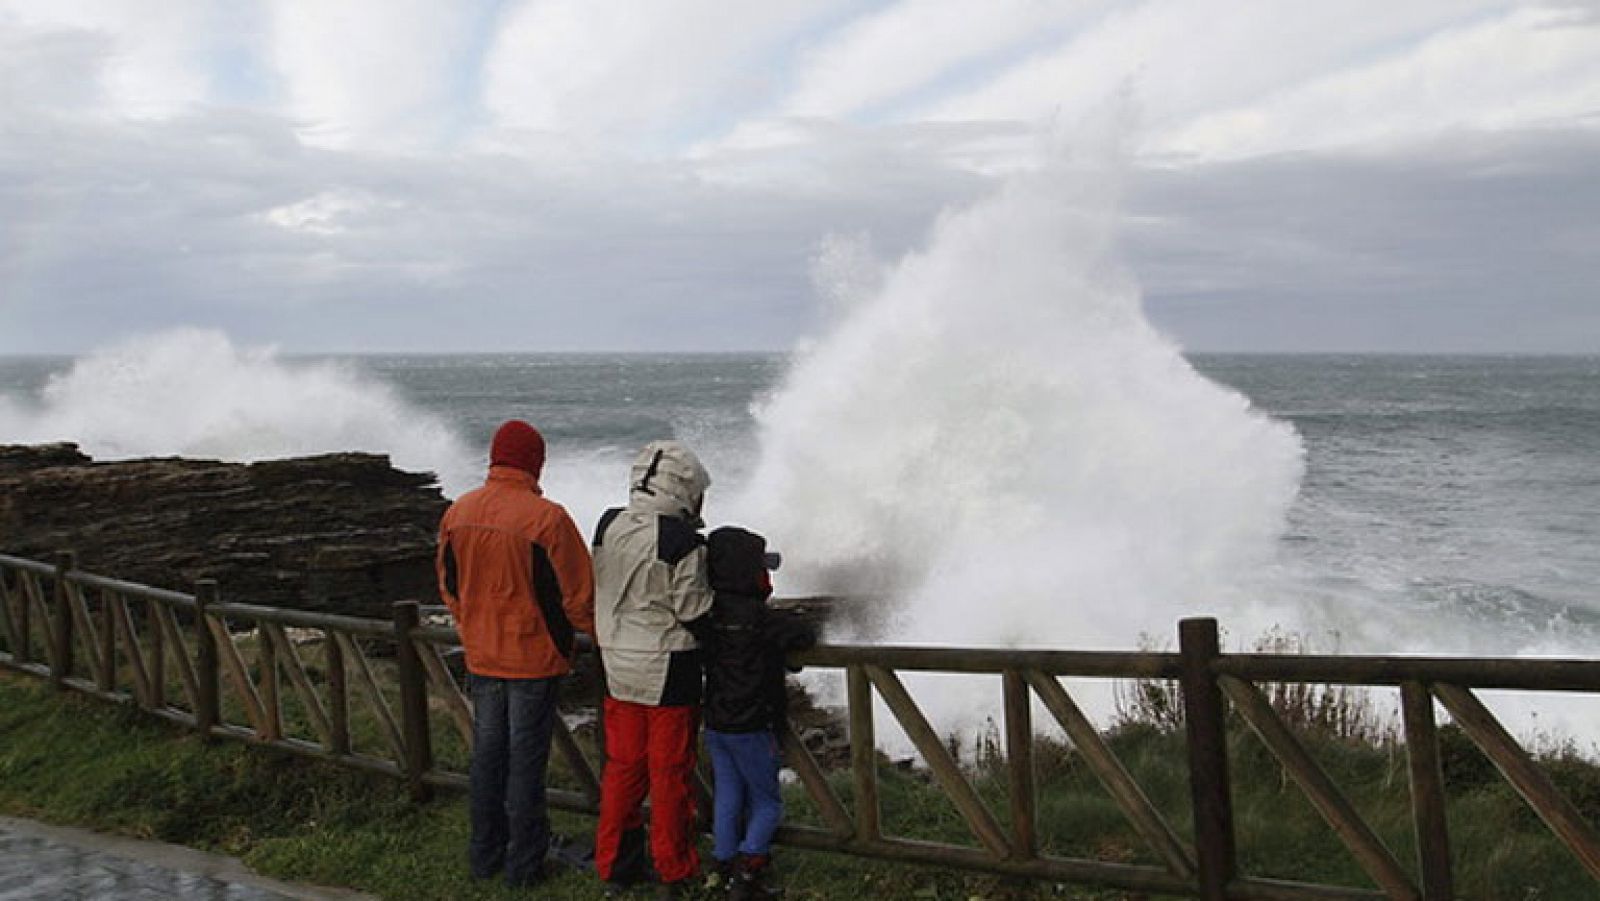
0, 816, 376, 901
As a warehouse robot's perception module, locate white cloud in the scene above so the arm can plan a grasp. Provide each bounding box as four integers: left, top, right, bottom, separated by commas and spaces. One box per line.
0, 0, 214, 117
266, 0, 481, 149
775, 0, 1109, 120
1162, 6, 1600, 160
920, 1, 1516, 146
481, 0, 854, 145
2, 0, 1600, 355
698, 1, 1577, 173
262, 188, 398, 236
0, 25, 104, 114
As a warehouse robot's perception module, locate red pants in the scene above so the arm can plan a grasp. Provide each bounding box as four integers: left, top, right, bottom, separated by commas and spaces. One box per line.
594, 697, 701, 884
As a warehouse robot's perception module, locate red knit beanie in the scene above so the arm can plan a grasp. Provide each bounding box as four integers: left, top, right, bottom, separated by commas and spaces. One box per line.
490, 420, 545, 478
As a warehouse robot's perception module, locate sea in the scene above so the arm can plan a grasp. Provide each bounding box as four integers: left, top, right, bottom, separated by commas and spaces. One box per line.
4, 341, 1600, 746
4, 170, 1599, 739
3, 347, 1597, 648
2, 340, 1596, 894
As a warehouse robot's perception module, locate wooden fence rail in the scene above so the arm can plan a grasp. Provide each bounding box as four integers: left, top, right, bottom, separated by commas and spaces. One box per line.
3, 551, 1599, 899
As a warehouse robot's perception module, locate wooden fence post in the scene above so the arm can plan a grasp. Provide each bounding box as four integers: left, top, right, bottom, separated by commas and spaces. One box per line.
848, 665, 880, 843
150, 594, 166, 709
51, 551, 76, 689
195, 580, 220, 739
1180, 617, 1236, 900
326, 628, 350, 756
1401, 681, 1454, 899
97, 588, 115, 692
14, 569, 30, 664
393, 601, 434, 802
257, 620, 281, 741
1004, 669, 1038, 860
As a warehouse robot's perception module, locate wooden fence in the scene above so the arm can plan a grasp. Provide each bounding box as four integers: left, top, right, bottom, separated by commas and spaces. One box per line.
3, 550, 1599, 899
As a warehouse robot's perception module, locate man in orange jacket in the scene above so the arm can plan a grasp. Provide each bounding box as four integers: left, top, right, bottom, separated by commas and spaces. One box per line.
437, 420, 596, 887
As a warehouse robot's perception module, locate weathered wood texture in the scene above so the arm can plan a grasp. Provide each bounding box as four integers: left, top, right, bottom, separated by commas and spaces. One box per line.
392, 601, 433, 802
262, 622, 331, 744
848, 664, 881, 843
866, 665, 1011, 858
1180, 617, 1237, 899
153, 602, 199, 711
325, 628, 350, 755
336, 630, 406, 764
211, 615, 267, 733
780, 722, 854, 837
1003, 669, 1037, 860
418, 640, 472, 748
50, 552, 75, 688
194, 580, 220, 736
1400, 681, 1453, 899
1024, 669, 1197, 878
5, 552, 1600, 899
96, 586, 115, 692
0, 571, 16, 654
1432, 682, 1600, 880
1221, 675, 1417, 899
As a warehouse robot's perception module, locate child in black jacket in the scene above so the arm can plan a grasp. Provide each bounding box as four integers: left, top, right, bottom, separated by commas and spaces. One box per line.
699, 526, 816, 899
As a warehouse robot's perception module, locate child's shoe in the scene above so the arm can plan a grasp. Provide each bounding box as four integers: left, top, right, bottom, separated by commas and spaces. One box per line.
704, 857, 737, 892
730, 854, 776, 900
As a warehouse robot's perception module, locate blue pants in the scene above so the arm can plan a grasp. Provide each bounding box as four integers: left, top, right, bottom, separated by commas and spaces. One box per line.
705, 727, 784, 861
469, 674, 561, 885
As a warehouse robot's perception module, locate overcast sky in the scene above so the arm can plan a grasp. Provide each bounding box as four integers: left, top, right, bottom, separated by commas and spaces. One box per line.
2, 0, 1597, 354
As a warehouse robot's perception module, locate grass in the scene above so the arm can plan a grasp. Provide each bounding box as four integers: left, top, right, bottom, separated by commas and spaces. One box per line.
4, 621, 1600, 899
0, 671, 1126, 900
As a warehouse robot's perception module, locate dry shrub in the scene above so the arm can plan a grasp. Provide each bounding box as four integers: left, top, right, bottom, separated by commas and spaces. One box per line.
1112, 627, 1396, 746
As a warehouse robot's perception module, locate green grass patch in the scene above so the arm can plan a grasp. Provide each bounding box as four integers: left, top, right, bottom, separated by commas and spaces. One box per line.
5, 663, 1600, 899
0, 672, 1125, 899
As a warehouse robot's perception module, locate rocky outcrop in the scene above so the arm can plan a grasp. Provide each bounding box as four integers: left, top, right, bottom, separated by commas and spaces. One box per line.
0, 443, 92, 472
0, 444, 448, 618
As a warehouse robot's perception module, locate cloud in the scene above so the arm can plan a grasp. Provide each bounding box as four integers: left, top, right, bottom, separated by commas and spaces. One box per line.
919, 1, 1519, 144
481, 0, 855, 145
0, 0, 218, 117
1162, 6, 1600, 160
266, 0, 489, 149
699, 1, 1593, 173
0, 22, 105, 113
0, 87, 970, 353
774, 0, 1109, 120
1130, 128, 1600, 351
1, 1, 1598, 354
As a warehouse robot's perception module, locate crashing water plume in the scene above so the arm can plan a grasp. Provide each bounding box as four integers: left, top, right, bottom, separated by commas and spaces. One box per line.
736, 152, 1307, 654
0, 329, 479, 495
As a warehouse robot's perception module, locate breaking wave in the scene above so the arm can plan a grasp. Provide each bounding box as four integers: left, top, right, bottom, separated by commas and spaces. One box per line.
0, 329, 479, 495
737, 151, 1307, 655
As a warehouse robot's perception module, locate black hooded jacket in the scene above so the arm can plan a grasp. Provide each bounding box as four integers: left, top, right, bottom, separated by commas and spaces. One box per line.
696, 526, 816, 734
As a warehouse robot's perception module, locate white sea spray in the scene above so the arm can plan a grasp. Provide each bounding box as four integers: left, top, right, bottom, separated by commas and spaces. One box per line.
0, 328, 480, 496
730, 151, 1309, 747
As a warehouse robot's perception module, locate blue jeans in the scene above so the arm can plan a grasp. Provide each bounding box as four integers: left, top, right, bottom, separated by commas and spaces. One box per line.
469, 674, 561, 885
705, 728, 784, 861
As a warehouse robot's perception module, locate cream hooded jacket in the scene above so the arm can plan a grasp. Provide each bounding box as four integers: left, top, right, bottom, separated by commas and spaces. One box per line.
592, 441, 713, 706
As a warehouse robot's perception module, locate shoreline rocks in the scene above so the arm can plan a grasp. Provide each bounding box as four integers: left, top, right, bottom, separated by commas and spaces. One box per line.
0, 443, 448, 618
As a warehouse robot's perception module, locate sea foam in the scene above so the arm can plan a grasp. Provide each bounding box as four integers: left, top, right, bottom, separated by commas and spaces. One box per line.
735, 152, 1308, 661
0, 329, 479, 495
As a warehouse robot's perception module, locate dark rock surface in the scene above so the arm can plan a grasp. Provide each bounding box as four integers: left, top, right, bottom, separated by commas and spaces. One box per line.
0, 444, 448, 618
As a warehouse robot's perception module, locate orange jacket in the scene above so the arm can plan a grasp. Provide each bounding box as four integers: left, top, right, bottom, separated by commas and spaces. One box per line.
437, 466, 596, 679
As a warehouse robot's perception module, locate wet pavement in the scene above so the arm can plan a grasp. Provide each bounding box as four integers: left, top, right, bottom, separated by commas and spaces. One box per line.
0, 816, 374, 901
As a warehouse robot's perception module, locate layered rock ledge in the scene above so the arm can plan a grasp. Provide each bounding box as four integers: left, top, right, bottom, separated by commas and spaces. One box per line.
0, 444, 447, 618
